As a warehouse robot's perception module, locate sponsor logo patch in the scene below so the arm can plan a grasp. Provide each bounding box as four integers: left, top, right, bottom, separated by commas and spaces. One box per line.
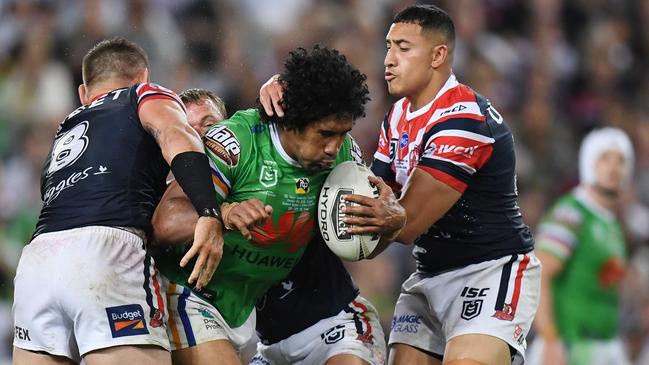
106, 304, 149, 338
332, 189, 353, 241
295, 177, 310, 194
203, 125, 240, 166
399, 133, 409, 148
14, 326, 31, 341
391, 314, 423, 333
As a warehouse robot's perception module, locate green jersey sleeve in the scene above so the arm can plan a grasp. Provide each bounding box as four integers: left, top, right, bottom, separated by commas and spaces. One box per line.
202, 110, 255, 203
536, 195, 583, 261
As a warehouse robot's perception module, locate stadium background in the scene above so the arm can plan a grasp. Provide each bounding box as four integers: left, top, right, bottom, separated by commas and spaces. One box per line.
1, 0, 649, 363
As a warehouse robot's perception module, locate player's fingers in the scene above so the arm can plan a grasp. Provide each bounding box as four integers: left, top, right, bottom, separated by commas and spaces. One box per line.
239, 225, 252, 240
343, 204, 376, 217
180, 244, 200, 268
264, 205, 273, 215
259, 92, 274, 116
346, 225, 382, 235
370, 176, 391, 198
197, 248, 222, 287
270, 95, 284, 118
343, 193, 376, 207
188, 250, 207, 286
343, 215, 379, 226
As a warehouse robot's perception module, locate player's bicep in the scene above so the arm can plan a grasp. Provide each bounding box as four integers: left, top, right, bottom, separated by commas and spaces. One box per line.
397, 168, 462, 244
139, 98, 203, 164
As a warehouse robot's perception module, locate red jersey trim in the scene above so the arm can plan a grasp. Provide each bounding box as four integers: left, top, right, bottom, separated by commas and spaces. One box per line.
417, 165, 468, 193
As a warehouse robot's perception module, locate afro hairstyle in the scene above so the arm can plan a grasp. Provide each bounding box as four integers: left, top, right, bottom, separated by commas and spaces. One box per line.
259, 45, 370, 131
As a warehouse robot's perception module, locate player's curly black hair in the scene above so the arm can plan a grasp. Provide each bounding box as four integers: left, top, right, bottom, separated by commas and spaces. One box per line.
259, 45, 370, 130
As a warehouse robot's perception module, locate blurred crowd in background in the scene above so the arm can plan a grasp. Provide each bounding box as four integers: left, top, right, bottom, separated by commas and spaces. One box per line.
1, 0, 649, 363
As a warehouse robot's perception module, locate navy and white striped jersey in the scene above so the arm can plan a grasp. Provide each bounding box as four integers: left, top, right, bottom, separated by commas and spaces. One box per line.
371, 74, 533, 275
34, 83, 184, 237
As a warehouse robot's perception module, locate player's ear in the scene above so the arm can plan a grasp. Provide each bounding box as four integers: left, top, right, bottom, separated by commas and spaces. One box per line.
431, 44, 448, 68
78, 84, 89, 105
137, 67, 149, 83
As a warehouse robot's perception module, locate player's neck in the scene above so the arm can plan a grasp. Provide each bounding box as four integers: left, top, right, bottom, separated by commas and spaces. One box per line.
85, 80, 136, 104
408, 68, 451, 111
584, 184, 618, 211
276, 127, 298, 161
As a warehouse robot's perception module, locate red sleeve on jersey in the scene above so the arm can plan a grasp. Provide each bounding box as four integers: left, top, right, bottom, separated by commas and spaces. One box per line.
417, 125, 494, 192
417, 165, 468, 192
136, 83, 185, 113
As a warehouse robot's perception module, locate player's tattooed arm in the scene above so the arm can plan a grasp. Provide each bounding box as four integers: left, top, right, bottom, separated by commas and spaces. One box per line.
138, 98, 203, 164
141, 122, 161, 144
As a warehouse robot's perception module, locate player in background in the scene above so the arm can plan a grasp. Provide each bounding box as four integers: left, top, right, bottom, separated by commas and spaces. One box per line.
180, 88, 227, 136
260, 5, 540, 365
12, 37, 224, 365
527, 128, 634, 365
168, 87, 388, 365
152, 46, 404, 365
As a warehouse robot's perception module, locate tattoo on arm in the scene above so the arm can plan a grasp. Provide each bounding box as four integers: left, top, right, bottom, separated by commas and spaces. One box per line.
142, 122, 162, 143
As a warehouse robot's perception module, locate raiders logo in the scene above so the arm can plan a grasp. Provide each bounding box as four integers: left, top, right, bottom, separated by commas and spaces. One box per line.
461, 299, 483, 320
203, 126, 240, 166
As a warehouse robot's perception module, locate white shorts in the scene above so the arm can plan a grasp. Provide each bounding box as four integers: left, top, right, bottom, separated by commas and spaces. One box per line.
250, 296, 386, 365
388, 253, 541, 365
13, 226, 170, 362
163, 279, 255, 352
526, 337, 632, 365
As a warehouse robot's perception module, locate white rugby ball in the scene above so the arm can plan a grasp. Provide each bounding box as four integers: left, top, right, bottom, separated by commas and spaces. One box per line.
318, 161, 380, 261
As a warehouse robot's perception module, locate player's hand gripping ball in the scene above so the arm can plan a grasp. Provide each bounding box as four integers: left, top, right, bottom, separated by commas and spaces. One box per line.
318, 161, 380, 261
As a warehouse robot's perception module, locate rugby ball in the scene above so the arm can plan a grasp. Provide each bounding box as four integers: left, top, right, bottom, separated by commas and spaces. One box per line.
318, 161, 380, 261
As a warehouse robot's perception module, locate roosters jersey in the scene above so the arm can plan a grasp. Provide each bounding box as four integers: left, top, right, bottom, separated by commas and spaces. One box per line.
371, 75, 533, 275
34, 83, 184, 237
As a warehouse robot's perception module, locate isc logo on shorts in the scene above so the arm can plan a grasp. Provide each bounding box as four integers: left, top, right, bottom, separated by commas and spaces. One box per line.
106, 304, 149, 338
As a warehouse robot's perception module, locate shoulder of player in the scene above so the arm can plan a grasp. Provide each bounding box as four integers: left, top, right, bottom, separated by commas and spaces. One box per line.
545, 192, 585, 229
202, 109, 262, 168
428, 84, 490, 123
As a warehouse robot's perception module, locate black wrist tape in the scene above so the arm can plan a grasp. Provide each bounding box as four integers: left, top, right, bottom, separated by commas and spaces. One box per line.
170, 151, 222, 221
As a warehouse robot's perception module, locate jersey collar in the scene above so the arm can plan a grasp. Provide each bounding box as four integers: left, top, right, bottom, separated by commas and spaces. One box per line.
406, 73, 459, 120
269, 123, 301, 167
574, 186, 615, 221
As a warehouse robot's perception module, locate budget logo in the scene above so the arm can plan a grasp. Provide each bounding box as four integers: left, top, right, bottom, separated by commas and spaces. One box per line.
106, 304, 149, 338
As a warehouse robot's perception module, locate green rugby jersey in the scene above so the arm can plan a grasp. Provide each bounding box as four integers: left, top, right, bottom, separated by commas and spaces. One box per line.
536, 187, 626, 341
156, 109, 362, 327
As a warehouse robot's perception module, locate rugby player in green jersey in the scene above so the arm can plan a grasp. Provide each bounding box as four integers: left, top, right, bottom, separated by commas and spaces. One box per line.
528, 128, 635, 365
152, 46, 405, 365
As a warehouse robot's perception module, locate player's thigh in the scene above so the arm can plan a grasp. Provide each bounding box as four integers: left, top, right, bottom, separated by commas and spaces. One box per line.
171, 339, 241, 365
13, 347, 77, 365
389, 343, 442, 365
83, 345, 171, 365
444, 334, 511, 365
325, 353, 370, 365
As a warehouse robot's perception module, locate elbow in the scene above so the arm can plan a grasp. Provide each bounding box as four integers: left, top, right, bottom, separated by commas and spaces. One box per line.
151, 218, 173, 246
